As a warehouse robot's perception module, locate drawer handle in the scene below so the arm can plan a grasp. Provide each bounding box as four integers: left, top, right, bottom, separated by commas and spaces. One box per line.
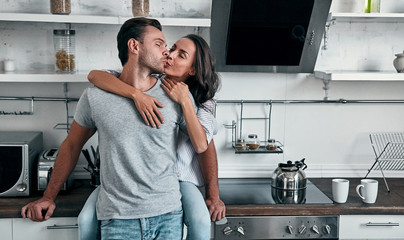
47, 224, 78, 229
366, 222, 399, 227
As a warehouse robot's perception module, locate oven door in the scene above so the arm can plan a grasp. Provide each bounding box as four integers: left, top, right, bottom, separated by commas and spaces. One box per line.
0, 145, 25, 196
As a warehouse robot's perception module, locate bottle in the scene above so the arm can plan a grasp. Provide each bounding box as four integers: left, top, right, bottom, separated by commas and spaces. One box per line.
246, 134, 260, 150
53, 29, 76, 72
365, 0, 380, 13
50, 0, 71, 14
132, 0, 149, 16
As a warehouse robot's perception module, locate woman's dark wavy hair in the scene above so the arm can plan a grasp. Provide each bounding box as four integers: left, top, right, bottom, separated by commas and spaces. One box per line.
183, 34, 220, 111
117, 17, 162, 66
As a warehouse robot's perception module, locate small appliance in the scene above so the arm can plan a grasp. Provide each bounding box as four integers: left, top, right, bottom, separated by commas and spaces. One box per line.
37, 148, 73, 191
0, 131, 43, 197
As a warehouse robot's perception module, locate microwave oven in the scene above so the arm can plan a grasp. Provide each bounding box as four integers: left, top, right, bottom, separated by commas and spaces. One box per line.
0, 131, 43, 197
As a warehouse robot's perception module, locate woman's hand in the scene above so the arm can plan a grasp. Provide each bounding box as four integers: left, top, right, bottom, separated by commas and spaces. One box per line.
132, 89, 164, 128
161, 79, 190, 105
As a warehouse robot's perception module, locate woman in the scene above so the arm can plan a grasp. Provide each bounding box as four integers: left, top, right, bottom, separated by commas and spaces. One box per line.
78, 34, 225, 240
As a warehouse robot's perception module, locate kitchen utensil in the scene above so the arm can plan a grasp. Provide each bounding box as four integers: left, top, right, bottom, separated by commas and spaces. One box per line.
271, 158, 307, 204
332, 179, 349, 203
356, 179, 378, 204
82, 149, 96, 170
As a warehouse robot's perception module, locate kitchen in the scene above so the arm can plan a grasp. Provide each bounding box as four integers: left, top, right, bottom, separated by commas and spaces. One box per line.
1, 0, 404, 239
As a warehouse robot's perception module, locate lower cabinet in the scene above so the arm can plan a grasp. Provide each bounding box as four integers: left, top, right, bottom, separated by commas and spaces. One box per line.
0, 219, 13, 240
339, 215, 404, 240
12, 217, 78, 240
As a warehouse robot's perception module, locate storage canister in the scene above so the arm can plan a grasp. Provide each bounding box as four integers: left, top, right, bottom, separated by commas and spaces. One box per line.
50, 0, 71, 14
266, 139, 277, 151
235, 139, 246, 151
53, 29, 76, 72
246, 134, 260, 150
132, 0, 149, 16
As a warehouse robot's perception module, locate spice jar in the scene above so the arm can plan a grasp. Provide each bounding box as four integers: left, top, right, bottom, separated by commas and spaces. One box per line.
53, 29, 76, 72
246, 134, 260, 150
235, 139, 246, 151
132, 0, 149, 16
50, 0, 71, 14
266, 139, 278, 151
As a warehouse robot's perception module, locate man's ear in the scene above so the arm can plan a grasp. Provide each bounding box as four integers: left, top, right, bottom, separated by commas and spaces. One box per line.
127, 38, 140, 54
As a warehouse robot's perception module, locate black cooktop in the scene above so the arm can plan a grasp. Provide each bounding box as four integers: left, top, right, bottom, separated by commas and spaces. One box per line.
218, 178, 333, 205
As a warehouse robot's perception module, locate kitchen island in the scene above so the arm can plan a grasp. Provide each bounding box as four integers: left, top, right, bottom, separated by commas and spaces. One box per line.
1, 178, 404, 218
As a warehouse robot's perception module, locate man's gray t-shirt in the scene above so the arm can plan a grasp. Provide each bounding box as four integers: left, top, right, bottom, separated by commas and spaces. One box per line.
74, 78, 187, 220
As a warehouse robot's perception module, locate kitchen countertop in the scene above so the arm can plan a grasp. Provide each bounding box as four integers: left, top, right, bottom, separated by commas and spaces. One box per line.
1, 178, 404, 218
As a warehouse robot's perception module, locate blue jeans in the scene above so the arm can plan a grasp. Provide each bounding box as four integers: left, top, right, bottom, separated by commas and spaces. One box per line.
78, 186, 100, 240
180, 181, 211, 240
78, 182, 210, 240
100, 208, 183, 240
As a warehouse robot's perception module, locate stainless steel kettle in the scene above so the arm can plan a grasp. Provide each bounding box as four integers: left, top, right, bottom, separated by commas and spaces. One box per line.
271, 158, 307, 204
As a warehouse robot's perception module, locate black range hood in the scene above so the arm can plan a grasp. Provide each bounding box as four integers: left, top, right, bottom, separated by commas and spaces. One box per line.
210, 0, 332, 73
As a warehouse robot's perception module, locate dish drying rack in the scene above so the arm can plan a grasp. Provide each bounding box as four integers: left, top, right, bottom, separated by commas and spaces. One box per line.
365, 132, 404, 192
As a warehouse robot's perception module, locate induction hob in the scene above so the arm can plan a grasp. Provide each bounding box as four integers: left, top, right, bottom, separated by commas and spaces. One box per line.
218, 178, 333, 205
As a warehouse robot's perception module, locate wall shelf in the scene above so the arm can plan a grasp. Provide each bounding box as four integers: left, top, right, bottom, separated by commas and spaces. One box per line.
331, 12, 404, 22
0, 70, 89, 82
0, 13, 211, 27
314, 70, 404, 81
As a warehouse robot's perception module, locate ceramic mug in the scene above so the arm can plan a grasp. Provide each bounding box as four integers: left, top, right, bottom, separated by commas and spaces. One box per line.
332, 179, 349, 203
356, 179, 378, 204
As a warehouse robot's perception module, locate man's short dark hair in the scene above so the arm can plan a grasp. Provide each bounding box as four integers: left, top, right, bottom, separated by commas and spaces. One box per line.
117, 17, 162, 66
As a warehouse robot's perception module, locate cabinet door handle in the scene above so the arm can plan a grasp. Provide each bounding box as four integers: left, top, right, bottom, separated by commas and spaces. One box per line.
47, 224, 78, 229
365, 222, 399, 227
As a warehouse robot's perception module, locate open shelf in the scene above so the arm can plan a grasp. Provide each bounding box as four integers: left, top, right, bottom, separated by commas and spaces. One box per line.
314, 70, 404, 81
0, 70, 89, 82
331, 12, 404, 22
0, 13, 211, 27
234, 146, 283, 154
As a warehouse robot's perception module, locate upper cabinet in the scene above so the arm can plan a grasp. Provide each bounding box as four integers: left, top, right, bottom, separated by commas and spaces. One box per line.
0, 0, 211, 83
314, 0, 404, 81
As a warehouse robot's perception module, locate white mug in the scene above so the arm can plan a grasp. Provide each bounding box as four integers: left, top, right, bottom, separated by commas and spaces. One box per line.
3, 59, 15, 72
332, 179, 349, 203
356, 179, 378, 204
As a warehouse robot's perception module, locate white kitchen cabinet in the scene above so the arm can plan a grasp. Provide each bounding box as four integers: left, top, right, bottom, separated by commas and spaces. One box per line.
339, 215, 404, 240
12, 217, 78, 240
0, 219, 13, 240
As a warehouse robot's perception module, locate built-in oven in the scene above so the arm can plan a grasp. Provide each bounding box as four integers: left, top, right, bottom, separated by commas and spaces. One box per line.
214, 178, 338, 239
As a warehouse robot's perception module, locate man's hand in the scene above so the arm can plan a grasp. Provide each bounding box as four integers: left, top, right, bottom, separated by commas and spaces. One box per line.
205, 197, 226, 222
21, 197, 56, 222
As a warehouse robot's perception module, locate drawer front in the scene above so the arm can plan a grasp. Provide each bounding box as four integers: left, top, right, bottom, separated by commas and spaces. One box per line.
13, 217, 78, 240
340, 215, 404, 240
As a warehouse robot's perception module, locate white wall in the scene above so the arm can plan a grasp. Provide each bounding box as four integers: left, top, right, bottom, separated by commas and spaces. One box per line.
1, 0, 404, 179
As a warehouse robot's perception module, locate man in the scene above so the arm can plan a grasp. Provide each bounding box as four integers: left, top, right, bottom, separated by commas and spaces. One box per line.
21, 17, 188, 240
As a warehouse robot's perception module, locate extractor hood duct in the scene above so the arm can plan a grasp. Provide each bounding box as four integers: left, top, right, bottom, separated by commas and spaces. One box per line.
210, 0, 332, 73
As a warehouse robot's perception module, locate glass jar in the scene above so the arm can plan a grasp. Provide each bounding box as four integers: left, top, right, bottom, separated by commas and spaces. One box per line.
53, 29, 76, 72
132, 0, 149, 16
246, 134, 260, 150
266, 139, 278, 151
235, 139, 246, 151
50, 0, 71, 14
